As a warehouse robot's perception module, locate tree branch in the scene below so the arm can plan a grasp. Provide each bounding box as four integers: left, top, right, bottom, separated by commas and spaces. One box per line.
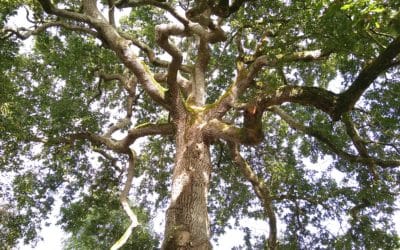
154, 72, 192, 97
259, 85, 339, 116
119, 123, 175, 149
38, 0, 171, 110
38, 0, 94, 23
333, 35, 400, 120
44, 122, 174, 155
155, 23, 186, 111
206, 113, 263, 146
92, 147, 121, 171
108, 0, 117, 28
2, 21, 98, 40
111, 149, 139, 250
208, 49, 330, 119
228, 143, 278, 250
119, 32, 192, 73
342, 113, 378, 180
191, 38, 210, 105
97, 71, 125, 82
115, 0, 188, 25
104, 118, 132, 138
97, 70, 137, 118
270, 106, 400, 168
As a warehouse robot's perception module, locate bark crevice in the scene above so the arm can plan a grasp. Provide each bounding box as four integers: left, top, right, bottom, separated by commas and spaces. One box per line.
162, 121, 212, 250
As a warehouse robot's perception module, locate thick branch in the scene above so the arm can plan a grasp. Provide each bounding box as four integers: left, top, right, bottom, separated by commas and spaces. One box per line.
108, 0, 117, 28
3, 21, 97, 40
45, 123, 174, 154
119, 32, 192, 73
271, 107, 400, 168
333, 35, 400, 120
111, 149, 139, 250
82, 0, 108, 21
191, 38, 210, 105
119, 123, 175, 149
103, 118, 132, 138
187, 22, 227, 44
98, 71, 125, 82
342, 113, 378, 179
155, 23, 186, 110
229, 143, 278, 250
45, 131, 124, 153
208, 49, 330, 119
115, 0, 188, 26
206, 117, 263, 145
259, 85, 339, 116
154, 72, 192, 97
38, 0, 170, 110
38, 0, 94, 23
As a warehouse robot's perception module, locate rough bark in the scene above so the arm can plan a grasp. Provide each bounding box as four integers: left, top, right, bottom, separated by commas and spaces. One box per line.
162, 117, 212, 250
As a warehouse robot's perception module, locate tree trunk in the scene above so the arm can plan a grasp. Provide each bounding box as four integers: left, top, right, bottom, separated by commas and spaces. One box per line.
162, 118, 212, 250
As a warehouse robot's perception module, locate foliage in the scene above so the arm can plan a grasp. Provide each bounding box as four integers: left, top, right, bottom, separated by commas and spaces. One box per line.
61, 191, 159, 250
1, 0, 400, 249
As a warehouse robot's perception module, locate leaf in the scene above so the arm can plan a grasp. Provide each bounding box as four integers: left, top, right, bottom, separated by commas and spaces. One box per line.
341, 4, 353, 11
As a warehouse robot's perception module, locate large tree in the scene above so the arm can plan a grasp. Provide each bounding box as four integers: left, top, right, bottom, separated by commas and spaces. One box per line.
1, 0, 400, 249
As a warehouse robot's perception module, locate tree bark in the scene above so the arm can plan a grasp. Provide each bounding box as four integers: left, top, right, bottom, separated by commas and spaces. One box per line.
162, 117, 212, 250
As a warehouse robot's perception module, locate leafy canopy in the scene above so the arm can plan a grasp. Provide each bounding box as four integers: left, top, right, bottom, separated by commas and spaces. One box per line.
1, 0, 400, 249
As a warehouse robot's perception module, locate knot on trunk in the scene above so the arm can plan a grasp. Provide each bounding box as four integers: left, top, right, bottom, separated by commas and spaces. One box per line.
164, 225, 191, 250
176, 230, 191, 247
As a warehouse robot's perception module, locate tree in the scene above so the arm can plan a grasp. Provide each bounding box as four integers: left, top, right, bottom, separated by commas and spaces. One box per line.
1, 0, 400, 249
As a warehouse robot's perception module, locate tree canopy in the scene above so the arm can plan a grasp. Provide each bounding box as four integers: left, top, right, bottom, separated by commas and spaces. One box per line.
1, 0, 400, 249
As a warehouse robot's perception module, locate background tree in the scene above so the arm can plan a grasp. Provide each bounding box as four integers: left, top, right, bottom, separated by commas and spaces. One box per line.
1, 0, 400, 249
